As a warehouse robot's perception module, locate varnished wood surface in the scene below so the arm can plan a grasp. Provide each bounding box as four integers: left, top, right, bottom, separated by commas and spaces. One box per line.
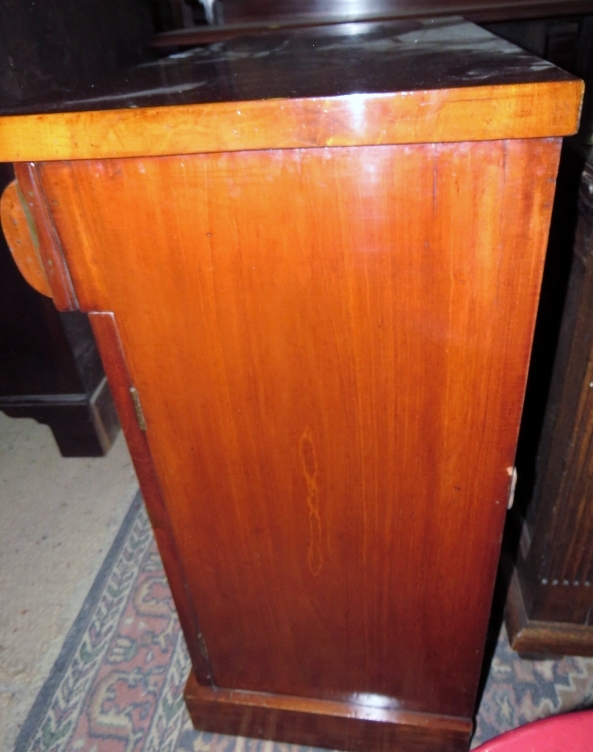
0, 82, 582, 163
0, 18, 582, 162
33, 139, 561, 725
0, 180, 52, 298
184, 671, 472, 752
12, 163, 77, 311
1, 22, 579, 741
0, 18, 577, 115
89, 311, 214, 683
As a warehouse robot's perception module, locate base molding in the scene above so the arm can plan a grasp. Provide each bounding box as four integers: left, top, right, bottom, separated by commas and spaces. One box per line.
185, 672, 472, 752
505, 567, 593, 657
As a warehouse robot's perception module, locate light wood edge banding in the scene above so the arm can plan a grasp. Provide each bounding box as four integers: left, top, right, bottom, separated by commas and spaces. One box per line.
0, 179, 53, 298
0, 81, 584, 163
89, 311, 215, 685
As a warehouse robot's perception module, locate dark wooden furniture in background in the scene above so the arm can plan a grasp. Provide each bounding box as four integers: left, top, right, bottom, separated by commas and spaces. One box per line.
505, 143, 593, 657
152, 0, 593, 45
0, 18, 583, 752
0, 162, 119, 456
212, 0, 593, 22
0, 0, 156, 108
0, 0, 163, 456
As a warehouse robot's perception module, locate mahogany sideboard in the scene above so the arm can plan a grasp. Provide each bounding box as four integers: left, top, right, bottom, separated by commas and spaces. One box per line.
0, 18, 583, 752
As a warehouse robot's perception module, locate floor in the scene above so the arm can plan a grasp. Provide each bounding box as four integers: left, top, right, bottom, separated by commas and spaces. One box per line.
0, 412, 139, 751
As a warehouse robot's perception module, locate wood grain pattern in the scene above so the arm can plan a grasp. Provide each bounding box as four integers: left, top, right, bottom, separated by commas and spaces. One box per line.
0, 179, 52, 298
12, 163, 78, 311
0, 81, 582, 163
184, 670, 472, 752
33, 139, 561, 728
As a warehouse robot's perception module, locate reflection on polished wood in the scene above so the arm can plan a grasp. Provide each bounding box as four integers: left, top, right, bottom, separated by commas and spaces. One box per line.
216, 0, 593, 25
0, 18, 582, 163
154, 0, 593, 45
0, 18, 583, 752
184, 670, 472, 752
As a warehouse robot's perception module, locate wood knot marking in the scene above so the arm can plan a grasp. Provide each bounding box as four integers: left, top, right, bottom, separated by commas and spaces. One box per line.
299, 428, 323, 576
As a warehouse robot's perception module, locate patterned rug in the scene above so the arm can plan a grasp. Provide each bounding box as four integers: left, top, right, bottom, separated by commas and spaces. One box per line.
14, 493, 593, 752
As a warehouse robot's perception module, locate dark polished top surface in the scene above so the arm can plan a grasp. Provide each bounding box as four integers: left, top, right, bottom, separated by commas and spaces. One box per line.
0, 17, 574, 116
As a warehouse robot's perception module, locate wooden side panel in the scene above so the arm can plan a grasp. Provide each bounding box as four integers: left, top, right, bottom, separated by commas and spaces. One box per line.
37, 140, 560, 719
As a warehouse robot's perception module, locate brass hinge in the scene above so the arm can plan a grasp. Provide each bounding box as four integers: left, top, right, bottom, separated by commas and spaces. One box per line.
130, 386, 147, 431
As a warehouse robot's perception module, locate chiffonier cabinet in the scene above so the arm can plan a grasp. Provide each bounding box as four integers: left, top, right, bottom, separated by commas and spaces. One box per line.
0, 18, 583, 752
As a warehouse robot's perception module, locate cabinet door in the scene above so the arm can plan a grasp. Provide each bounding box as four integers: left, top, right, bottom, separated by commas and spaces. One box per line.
33, 139, 559, 718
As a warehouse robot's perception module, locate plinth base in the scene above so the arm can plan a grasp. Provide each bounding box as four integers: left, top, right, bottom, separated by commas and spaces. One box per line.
185, 672, 472, 752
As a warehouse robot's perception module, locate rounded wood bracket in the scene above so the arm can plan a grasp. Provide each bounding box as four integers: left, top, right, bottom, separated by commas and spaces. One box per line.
0, 179, 53, 298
